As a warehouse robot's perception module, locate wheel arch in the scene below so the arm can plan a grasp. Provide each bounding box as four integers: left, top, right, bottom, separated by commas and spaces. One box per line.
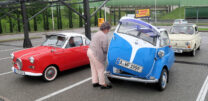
163, 65, 169, 82
45, 64, 60, 73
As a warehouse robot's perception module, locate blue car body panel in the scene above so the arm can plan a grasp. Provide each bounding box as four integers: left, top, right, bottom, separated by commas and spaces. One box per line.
106, 18, 175, 82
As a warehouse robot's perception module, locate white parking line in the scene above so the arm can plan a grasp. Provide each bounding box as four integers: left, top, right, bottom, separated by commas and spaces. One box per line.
0, 57, 10, 61
35, 77, 91, 101
196, 75, 208, 101
0, 71, 13, 76
0, 48, 20, 52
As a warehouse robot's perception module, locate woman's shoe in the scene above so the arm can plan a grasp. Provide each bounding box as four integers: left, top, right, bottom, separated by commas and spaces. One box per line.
100, 84, 112, 89
92, 83, 100, 87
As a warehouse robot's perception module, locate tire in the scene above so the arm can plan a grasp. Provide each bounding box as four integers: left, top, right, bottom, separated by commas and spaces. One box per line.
107, 77, 119, 83
190, 45, 196, 56
42, 66, 58, 82
197, 46, 200, 50
157, 68, 168, 91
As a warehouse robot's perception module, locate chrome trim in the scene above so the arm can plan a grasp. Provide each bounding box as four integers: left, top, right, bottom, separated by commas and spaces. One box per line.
16, 58, 22, 70
172, 48, 192, 53
106, 72, 158, 83
10, 53, 14, 59
12, 67, 42, 76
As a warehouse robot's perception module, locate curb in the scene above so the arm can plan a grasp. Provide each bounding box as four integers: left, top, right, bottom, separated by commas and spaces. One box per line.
0, 36, 42, 43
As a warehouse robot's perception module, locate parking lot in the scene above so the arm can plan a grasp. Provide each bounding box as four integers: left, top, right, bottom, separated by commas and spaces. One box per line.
0, 30, 208, 101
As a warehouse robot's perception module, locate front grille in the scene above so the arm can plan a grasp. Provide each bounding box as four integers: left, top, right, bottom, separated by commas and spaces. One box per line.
16, 59, 22, 70
120, 70, 133, 75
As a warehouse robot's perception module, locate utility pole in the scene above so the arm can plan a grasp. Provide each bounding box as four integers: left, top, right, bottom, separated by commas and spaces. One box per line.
21, 0, 32, 48
83, 0, 91, 40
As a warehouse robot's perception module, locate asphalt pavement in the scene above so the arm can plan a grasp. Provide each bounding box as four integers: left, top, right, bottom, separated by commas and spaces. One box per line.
0, 30, 208, 101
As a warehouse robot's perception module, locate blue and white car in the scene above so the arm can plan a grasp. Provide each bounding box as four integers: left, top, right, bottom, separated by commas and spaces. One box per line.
106, 17, 175, 91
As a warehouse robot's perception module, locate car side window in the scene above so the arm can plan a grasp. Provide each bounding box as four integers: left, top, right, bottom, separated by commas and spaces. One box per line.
85, 38, 90, 45
65, 36, 83, 48
160, 31, 169, 47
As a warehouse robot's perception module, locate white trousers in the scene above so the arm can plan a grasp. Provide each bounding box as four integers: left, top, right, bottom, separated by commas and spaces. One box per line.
87, 49, 105, 85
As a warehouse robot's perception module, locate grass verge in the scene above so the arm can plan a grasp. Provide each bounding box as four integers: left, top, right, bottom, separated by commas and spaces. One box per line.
199, 28, 208, 32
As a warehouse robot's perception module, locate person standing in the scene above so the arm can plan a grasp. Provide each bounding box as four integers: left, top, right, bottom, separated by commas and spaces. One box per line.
87, 22, 112, 89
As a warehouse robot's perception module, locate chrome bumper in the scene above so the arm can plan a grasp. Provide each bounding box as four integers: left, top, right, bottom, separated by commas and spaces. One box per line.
172, 48, 192, 53
12, 67, 42, 76
105, 72, 158, 83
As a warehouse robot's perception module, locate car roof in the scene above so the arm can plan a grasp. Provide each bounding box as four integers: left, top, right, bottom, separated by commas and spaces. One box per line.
47, 32, 86, 38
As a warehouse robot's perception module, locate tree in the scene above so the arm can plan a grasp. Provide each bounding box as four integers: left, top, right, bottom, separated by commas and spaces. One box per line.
0, 19, 2, 34
100, 9, 102, 18
45, 9, 49, 30
32, 9, 37, 31
114, 8, 116, 25
8, 16, 13, 33
59, 5, 62, 29
79, 6, 83, 27
68, 8, 73, 28
94, 7, 98, 26
16, 10, 21, 32
119, 7, 121, 19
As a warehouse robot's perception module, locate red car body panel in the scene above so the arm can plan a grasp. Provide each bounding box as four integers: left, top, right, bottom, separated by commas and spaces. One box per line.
12, 45, 89, 74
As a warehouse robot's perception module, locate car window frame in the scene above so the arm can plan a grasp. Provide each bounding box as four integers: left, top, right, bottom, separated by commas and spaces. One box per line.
117, 22, 157, 46
195, 26, 198, 34
159, 30, 170, 47
65, 36, 83, 49
84, 37, 90, 46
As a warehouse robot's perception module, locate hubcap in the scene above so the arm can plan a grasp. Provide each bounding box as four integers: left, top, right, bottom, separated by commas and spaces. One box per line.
45, 66, 57, 81
193, 49, 196, 56
161, 71, 167, 88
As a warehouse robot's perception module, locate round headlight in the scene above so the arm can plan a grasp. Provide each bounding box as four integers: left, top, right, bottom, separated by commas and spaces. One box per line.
10, 53, 14, 59
185, 42, 191, 46
29, 57, 35, 64
158, 50, 165, 58
16, 58, 22, 70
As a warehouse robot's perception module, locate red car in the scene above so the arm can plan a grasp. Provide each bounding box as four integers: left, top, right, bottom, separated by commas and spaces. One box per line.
11, 33, 90, 81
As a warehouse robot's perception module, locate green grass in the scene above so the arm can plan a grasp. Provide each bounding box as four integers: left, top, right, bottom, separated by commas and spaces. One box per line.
159, 7, 185, 20
198, 28, 208, 32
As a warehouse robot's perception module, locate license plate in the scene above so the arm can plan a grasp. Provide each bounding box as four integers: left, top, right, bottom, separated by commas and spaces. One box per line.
174, 49, 182, 53
14, 68, 25, 75
117, 59, 143, 73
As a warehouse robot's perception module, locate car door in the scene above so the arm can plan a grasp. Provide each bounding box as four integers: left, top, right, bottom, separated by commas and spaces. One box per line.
64, 36, 84, 70
158, 30, 173, 68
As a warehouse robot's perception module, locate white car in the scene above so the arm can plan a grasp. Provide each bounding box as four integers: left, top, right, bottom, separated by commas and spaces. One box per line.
173, 19, 188, 24
169, 24, 201, 56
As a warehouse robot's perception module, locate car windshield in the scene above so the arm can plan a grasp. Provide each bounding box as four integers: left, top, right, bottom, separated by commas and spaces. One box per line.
118, 20, 157, 45
42, 35, 66, 48
170, 26, 194, 34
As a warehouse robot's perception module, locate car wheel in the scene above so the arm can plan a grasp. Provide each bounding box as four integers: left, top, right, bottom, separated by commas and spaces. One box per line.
197, 46, 200, 50
43, 66, 58, 82
157, 68, 168, 91
107, 77, 119, 83
190, 46, 196, 56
